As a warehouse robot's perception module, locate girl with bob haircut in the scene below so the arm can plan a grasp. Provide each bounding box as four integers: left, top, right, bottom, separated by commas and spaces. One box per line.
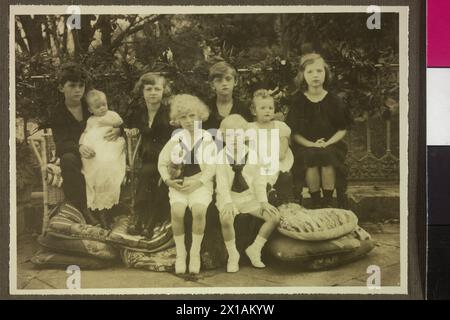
286, 53, 352, 208
125, 73, 174, 238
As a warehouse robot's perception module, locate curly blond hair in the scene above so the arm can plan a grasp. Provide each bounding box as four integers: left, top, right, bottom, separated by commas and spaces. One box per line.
169, 94, 210, 126
250, 89, 275, 112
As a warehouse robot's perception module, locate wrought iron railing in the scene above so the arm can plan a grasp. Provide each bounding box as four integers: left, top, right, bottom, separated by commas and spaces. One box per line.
345, 64, 399, 182
346, 115, 399, 182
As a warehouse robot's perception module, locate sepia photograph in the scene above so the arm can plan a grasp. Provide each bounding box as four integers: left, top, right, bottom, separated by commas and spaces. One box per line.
9, 5, 408, 295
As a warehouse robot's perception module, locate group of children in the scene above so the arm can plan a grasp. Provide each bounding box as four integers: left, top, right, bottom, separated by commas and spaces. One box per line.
50, 53, 351, 275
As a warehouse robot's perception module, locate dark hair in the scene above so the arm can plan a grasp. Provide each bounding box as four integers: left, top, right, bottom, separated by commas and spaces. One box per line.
294, 53, 332, 92
131, 73, 172, 104
57, 62, 90, 87
208, 61, 237, 82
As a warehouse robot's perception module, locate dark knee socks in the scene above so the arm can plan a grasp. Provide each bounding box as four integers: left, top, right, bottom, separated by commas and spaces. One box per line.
60, 152, 87, 213
310, 190, 334, 208
322, 189, 334, 207
310, 191, 322, 208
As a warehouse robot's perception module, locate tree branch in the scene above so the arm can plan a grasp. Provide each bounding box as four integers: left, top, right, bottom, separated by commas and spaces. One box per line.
17, 15, 46, 56
108, 15, 166, 53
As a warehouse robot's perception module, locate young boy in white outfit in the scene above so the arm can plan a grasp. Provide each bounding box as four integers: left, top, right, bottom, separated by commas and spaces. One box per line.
158, 94, 217, 274
215, 114, 280, 273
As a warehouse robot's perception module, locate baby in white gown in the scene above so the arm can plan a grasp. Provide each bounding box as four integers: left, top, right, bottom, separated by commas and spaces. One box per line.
79, 89, 125, 228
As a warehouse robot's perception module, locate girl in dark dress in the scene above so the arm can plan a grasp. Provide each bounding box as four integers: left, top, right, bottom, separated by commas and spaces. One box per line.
286, 53, 351, 208
125, 73, 174, 238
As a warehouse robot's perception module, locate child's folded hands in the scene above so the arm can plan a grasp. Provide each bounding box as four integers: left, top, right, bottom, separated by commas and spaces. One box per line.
180, 179, 202, 193
311, 138, 327, 148
165, 178, 184, 190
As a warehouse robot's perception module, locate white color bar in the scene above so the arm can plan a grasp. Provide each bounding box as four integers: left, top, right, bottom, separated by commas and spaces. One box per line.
427, 68, 450, 145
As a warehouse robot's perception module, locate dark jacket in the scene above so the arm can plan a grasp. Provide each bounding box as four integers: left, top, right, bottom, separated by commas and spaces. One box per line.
125, 102, 174, 162
49, 100, 90, 157
203, 97, 254, 130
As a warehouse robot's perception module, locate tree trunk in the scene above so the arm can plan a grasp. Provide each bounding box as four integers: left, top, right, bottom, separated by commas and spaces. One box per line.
15, 20, 29, 55
71, 28, 81, 57
94, 15, 113, 48
47, 16, 61, 58
62, 16, 68, 56
43, 21, 52, 53
280, 14, 289, 58
18, 15, 45, 56
79, 15, 96, 52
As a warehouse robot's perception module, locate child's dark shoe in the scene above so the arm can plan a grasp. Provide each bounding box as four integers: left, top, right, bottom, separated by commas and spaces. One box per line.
310, 202, 320, 209
83, 209, 101, 227
142, 227, 154, 239
106, 213, 116, 229
127, 222, 141, 235
99, 213, 111, 230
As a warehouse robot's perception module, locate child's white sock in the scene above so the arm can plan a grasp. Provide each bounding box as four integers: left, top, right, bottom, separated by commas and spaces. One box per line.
225, 239, 240, 273
225, 239, 240, 258
174, 234, 187, 274
251, 235, 267, 251
190, 233, 204, 257
245, 235, 267, 268
174, 234, 187, 257
189, 233, 204, 274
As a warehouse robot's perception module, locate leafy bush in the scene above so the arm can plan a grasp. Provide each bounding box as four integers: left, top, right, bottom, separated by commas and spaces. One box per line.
15, 13, 399, 128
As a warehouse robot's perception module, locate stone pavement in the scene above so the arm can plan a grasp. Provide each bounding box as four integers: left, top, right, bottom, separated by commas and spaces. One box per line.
15, 223, 400, 290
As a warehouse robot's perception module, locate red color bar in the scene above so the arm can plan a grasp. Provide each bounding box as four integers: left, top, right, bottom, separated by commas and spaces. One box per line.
428, 0, 450, 67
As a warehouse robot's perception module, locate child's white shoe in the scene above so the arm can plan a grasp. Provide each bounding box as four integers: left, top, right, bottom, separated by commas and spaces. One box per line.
188, 255, 201, 274
245, 245, 266, 268
175, 255, 187, 274
227, 253, 240, 273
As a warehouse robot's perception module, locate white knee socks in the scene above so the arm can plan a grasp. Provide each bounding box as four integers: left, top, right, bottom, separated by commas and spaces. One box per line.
174, 234, 187, 274
245, 235, 267, 268
189, 233, 204, 274
225, 239, 240, 273
190, 233, 204, 257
